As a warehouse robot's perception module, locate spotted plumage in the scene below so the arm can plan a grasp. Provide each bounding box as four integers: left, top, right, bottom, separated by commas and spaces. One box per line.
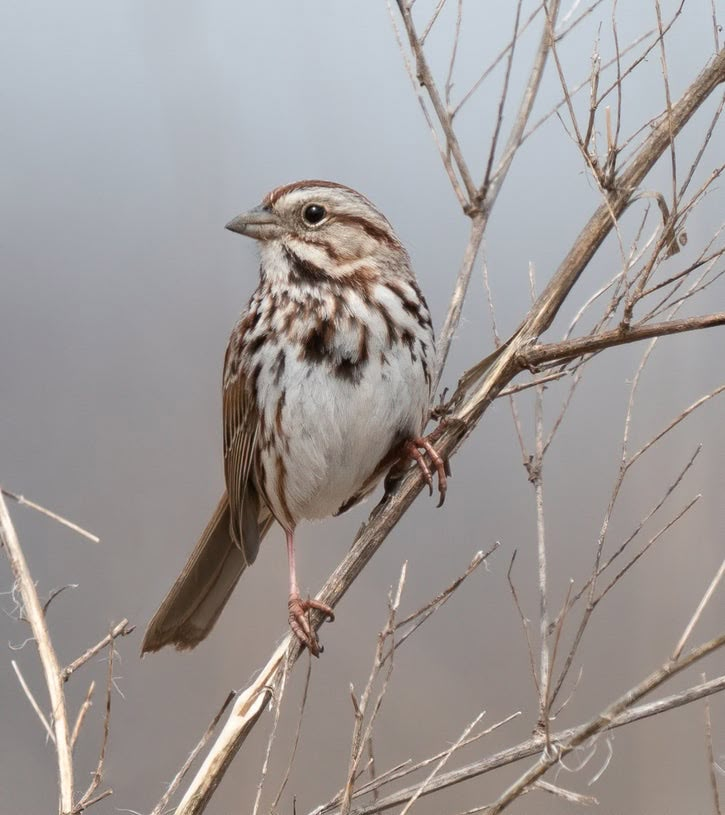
142, 180, 445, 657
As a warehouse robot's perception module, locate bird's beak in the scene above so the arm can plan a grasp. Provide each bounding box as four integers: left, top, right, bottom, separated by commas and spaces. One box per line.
225, 206, 284, 241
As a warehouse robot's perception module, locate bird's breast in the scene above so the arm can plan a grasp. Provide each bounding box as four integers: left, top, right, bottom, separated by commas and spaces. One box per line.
248, 295, 434, 527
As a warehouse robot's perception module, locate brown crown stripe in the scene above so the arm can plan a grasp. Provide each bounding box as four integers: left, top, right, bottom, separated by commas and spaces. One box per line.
263, 179, 373, 208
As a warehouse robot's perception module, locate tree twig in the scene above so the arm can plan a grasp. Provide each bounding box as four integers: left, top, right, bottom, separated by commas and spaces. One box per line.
62, 619, 135, 682
521, 312, 725, 367
150, 691, 235, 815
11, 659, 56, 744
315, 672, 725, 815
0, 487, 99, 543
0, 492, 74, 813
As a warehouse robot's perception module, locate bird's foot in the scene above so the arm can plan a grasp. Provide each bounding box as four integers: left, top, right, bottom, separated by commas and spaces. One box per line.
404, 435, 450, 507
288, 594, 335, 657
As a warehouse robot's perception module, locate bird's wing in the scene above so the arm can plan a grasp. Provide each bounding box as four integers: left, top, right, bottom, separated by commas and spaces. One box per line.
223, 342, 265, 564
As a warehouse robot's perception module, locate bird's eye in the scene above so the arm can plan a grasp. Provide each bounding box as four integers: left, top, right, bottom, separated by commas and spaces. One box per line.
302, 204, 327, 225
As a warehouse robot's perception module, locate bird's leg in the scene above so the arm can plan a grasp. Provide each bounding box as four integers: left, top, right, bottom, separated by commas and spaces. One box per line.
403, 435, 449, 507
286, 528, 334, 657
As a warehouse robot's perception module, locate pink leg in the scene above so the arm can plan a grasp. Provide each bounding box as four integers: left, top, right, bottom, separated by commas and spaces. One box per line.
286, 528, 334, 657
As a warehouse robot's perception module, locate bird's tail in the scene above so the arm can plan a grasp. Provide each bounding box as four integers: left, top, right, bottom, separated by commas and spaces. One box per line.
141, 495, 268, 654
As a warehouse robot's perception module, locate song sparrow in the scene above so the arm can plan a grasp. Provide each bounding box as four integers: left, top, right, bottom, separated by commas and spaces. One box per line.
141, 180, 446, 657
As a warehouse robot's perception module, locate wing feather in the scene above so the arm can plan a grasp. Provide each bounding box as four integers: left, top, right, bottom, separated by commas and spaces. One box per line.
223, 340, 264, 564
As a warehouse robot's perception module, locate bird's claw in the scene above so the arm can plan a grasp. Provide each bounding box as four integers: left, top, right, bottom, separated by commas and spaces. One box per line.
288, 595, 335, 657
405, 436, 449, 507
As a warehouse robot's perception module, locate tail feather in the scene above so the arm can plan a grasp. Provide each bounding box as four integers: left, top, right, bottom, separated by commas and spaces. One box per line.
141, 495, 270, 654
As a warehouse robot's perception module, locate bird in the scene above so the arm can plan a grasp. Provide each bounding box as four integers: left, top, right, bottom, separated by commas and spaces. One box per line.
141, 180, 446, 657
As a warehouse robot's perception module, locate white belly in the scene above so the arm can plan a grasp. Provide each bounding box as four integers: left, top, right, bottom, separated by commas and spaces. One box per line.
259, 343, 430, 525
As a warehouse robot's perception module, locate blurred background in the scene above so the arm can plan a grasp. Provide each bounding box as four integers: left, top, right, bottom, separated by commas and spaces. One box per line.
1, 2, 723, 813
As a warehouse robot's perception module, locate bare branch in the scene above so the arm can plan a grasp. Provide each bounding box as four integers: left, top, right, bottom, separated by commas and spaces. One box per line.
313, 712, 521, 815
270, 656, 313, 812
341, 564, 406, 815
11, 659, 56, 743
0, 487, 99, 543
393, 0, 477, 203
150, 692, 235, 815
522, 312, 725, 366
486, 634, 725, 814
392, 544, 498, 652
704, 687, 723, 815
317, 674, 725, 815
673, 558, 725, 661
399, 709, 487, 815
71, 681, 95, 750
0, 492, 74, 813
535, 780, 598, 806
62, 620, 135, 682
75, 638, 115, 810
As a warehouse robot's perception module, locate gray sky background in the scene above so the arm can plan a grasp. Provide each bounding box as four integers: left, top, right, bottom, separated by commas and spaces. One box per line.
1, 2, 723, 813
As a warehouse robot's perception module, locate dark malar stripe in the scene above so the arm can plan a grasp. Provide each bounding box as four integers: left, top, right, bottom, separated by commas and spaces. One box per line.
283, 246, 328, 284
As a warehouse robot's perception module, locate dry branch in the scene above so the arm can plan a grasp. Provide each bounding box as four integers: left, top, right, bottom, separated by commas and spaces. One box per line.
318, 671, 725, 815
522, 312, 725, 366
0, 492, 74, 813
1, 487, 99, 543
63, 619, 134, 682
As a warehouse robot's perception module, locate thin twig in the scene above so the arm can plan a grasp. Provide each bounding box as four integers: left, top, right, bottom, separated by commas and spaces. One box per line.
270, 655, 314, 812
391, 544, 498, 653
62, 620, 134, 682
535, 780, 598, 805
522, 312, 725, 366
399, 709, 487, 815
0, 487, 99, 543
150, 692, 235, 815
11, 659, 56, 743
75, 638, 115, 810
673, 558, 725, 661
704, 685, 723, 815
507, 551, 540, 696
485, 633, 725, 814
73, 789, 112, 813
0, 492, 74, 812
315, 673, 725, 815
252, 652, 293, 815
341, 564, 406, 815
71, 681, 96, 750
